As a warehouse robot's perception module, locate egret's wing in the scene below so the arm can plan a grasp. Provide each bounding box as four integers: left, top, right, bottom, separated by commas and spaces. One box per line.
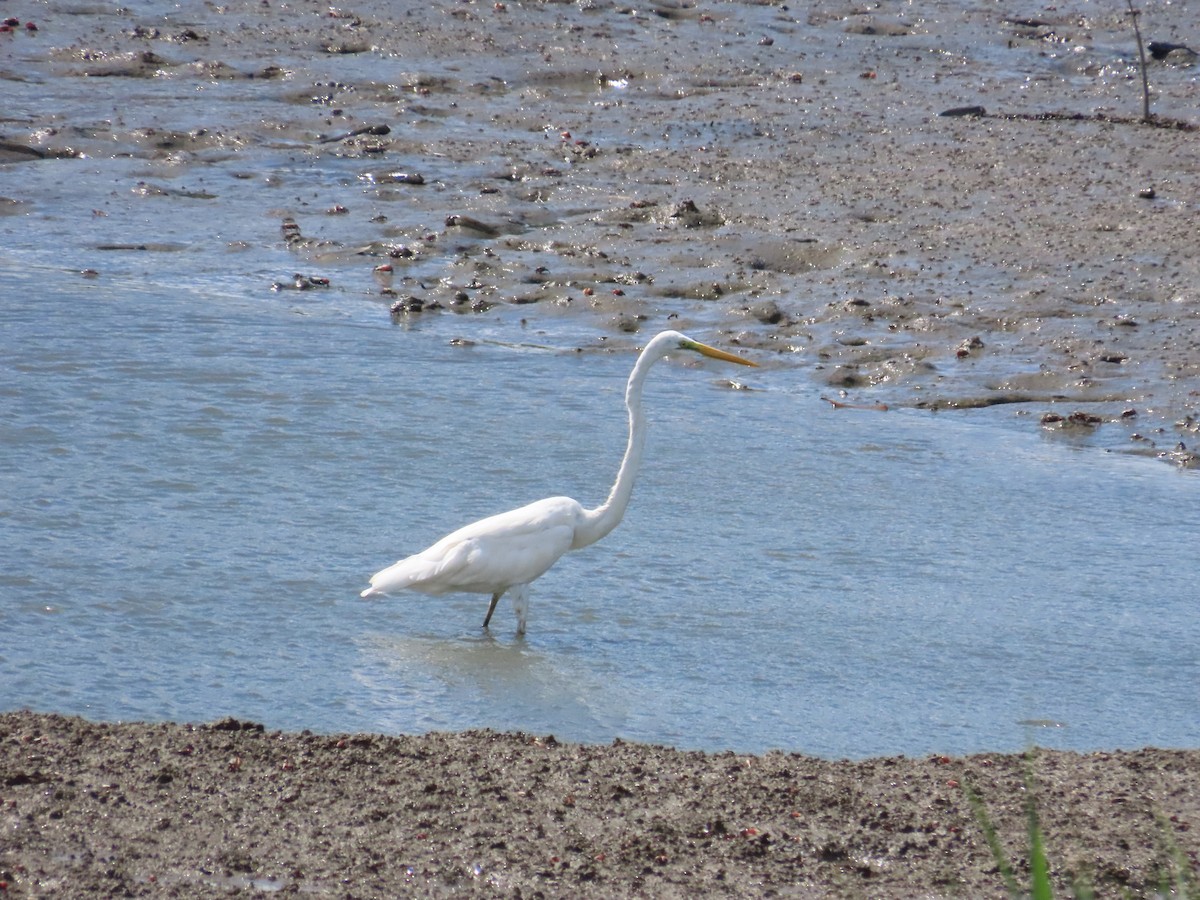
451, 522, 575, 594
362, 539, 475, 597
362, 496, 583, 598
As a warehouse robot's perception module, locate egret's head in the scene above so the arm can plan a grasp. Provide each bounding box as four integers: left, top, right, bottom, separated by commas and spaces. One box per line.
678, 334, 758, 367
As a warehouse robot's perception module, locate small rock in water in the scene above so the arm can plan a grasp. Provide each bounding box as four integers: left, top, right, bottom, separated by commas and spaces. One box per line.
376, 171, 425, 185
272, 273, 330, 291
390, 296, 426, 315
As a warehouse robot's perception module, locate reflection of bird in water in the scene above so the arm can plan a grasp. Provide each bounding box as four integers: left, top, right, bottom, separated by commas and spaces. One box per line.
361, 330, 757, 634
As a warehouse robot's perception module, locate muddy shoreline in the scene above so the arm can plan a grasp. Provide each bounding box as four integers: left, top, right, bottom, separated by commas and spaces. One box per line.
2, 712, 1197, 897
2, 0, 1199, 464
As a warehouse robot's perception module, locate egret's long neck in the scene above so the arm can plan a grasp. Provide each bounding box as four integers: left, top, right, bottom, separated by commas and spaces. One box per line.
573, 348, 657, 549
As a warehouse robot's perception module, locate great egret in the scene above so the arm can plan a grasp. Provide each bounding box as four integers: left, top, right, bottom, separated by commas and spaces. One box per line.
360, 330, 757, 633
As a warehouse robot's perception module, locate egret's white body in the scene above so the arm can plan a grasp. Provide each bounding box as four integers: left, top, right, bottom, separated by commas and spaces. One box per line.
360, 330, 756, 633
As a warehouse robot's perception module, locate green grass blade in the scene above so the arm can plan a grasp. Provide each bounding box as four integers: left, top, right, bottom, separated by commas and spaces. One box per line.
1025, 786, 1053, 900
1022, 752, 1055, 900
1154, 809, 1197, 899
964, 780, 1022, 898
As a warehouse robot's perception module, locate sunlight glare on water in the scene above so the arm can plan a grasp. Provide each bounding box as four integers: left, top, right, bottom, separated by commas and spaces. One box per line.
1, 265, 1197, 759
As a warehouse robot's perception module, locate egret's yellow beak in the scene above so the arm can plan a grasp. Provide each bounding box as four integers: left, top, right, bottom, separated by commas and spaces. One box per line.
682, 338, 758, 367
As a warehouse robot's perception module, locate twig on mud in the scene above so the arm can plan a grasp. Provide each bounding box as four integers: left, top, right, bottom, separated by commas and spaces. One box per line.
1127, 0, 1153, 122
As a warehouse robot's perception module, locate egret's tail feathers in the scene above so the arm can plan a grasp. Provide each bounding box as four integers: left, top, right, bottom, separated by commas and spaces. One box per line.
360, 555, 442, 599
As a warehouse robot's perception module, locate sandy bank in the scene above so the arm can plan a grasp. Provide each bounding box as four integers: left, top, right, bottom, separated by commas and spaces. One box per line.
2, 712, 1196, 897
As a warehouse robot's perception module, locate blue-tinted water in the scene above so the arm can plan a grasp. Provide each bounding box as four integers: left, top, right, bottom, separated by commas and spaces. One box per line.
3, 0, 1198, 757
2, 263, 1196, 758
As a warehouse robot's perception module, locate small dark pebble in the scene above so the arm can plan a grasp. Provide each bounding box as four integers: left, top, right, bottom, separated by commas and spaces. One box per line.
445, 214, 500, 236
957, 336, 984, 358
1043, 411, 1104, 427
377, 172, 425, 185
390, 296, 426, 314
272, 274, 330, 291
749, 300, 785, 324
613, 313, 642, 333
208, 718, 265, 733
939, 106, 987, 118
1148, 41, 1195, 60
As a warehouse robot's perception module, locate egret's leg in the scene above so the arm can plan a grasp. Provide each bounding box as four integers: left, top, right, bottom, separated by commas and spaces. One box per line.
482, 591, 503, 629
511, 584, 530, 635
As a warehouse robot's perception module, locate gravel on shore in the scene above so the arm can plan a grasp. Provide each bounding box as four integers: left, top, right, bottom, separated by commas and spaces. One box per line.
1, 712, 1196, 897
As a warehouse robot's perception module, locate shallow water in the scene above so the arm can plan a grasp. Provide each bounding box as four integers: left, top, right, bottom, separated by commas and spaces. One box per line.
2, 0, 1199, 758
2, 262, 1197, 759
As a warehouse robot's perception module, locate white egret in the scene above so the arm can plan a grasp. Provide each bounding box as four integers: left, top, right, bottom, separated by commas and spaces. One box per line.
360, 330, 757, 633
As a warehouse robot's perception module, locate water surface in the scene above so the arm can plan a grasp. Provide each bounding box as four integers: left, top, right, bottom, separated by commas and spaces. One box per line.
2, 263, 1196, 759
3, 0, 1198, 757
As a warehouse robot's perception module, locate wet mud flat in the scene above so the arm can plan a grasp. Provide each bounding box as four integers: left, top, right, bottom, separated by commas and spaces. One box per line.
2, 712, 1198, 897
2, 0, 1199, 464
